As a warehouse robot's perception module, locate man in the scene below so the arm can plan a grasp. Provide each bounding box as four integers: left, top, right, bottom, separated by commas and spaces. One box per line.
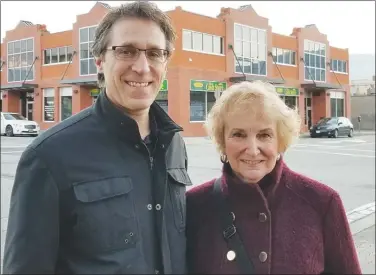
3, 2, 191, 274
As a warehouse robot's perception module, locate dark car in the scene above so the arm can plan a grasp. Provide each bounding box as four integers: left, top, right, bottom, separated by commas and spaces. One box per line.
310, 117, 354, 138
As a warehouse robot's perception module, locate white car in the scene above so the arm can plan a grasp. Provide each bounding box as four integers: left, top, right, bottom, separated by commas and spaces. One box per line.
0, 112, 40, 137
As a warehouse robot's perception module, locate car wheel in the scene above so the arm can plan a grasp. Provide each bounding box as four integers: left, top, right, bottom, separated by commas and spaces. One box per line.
333, 129, 338, 138
348, 129, 353, 137
5, 125, 14, 137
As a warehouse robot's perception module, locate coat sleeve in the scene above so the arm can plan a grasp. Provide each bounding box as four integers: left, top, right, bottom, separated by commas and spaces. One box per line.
2, 147, 59, 274
323, 192, 362, 274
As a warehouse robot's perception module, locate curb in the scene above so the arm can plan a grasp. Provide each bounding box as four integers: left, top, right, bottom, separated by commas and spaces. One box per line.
347, 202, 376, 235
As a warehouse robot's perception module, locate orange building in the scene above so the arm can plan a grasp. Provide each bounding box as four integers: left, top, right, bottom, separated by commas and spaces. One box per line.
0, 3, 351, 137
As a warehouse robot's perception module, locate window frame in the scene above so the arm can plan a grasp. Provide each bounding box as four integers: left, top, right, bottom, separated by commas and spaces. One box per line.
7, 37, 35, 83
233, 23, 267, 76
79, 25, 98, 76
189, 91, 219, 123
43, 46, 73, 66
272, 47, 297, 66
42, 88, 55, 122
303, 39, 327, 82
182, 29, 225, 56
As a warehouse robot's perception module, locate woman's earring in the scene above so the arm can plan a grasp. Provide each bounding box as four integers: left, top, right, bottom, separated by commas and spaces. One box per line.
276, 153, 281, 161
220, 154, 228, 163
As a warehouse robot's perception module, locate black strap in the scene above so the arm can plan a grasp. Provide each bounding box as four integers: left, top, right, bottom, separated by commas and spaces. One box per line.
213, 178, 255, 274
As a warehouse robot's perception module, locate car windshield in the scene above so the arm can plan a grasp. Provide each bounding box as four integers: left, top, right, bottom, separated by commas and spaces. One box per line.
317, 118, 337, 125
3, 113, 27, 120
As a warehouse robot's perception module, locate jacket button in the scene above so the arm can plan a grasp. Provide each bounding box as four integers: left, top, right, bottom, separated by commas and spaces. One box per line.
259, 251, 268, 262
156, 204, 162, 210
147, 204, 152, 210
259, 213, 267, 222
135, 144, 140, 149
161, 144, 165, 149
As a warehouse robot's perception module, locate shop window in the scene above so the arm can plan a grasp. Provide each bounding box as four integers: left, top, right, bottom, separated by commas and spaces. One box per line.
234, 23, 267, 76
189, 92, 216, 122
331, 98, 344, 117
7, 38, 34, 82
79, 26, 97, 75
43, 88, 55, 122
155, 90, 168, 113
60, 87, 73, 121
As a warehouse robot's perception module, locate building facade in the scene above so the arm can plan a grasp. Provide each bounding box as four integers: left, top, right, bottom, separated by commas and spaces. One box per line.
0, 3, 351, 136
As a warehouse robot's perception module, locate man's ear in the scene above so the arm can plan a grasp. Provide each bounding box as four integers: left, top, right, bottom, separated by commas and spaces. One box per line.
95, 57, 104, 73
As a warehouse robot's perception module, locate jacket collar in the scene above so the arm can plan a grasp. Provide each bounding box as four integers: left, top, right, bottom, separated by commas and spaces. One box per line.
221, 157, 285, 207
93, 90, 183, 142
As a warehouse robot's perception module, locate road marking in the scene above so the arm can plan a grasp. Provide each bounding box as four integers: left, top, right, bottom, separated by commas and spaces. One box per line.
292, 144, 375, 152
1, 151, 24, 154
291, 148, 375, 158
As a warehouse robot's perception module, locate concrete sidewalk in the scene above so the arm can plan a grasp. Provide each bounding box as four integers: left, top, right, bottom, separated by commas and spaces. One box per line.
354, 225, 375, 274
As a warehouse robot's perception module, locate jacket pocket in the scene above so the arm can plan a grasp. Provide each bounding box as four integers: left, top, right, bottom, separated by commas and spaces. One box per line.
167, 168, 192, 232
72, 176, 138, 253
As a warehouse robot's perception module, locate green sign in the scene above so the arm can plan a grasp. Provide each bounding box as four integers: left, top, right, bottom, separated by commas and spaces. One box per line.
160, 79, 168, 91
90, 88, 100, 96
276, 87, 299, 96
190, 80, 227, 92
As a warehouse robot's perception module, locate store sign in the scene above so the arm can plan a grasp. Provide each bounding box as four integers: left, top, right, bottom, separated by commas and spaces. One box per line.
190, 80, 227, 92
276, 87, 299, 96
90, 88, 100, 97
160, 79, 168, 92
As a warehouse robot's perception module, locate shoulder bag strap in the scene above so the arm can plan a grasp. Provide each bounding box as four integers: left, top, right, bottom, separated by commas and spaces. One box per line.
213, 177, 255, 274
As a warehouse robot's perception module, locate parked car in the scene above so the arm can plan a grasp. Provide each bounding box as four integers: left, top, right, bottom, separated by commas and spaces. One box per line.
0, 112, 40, 137
310, 117, 354, 138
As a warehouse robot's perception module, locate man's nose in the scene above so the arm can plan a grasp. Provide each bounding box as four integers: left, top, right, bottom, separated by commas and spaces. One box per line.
131, 52, 151, 74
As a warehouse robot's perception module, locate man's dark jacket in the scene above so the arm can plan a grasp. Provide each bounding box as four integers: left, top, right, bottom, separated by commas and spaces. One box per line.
3, 91, 192, 274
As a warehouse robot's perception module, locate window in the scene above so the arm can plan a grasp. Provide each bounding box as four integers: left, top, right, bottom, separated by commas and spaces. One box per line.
155, 90, 168, 113
7, 38, 34, 82
43, 88, 55, 122
59, 87, 73, 121
190, 92, 216, 122
234, 24, 267, 76
304, 40, 326, 82
79, 26, 97, 75
272, 48, 296, 65
330, 91, 345, 117
330, 59, 347, 73
44, 46, 73, 65
182, 29, 224, 55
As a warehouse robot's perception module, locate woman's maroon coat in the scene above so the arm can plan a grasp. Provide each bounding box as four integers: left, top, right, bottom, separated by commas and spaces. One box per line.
186, 158, 361, 274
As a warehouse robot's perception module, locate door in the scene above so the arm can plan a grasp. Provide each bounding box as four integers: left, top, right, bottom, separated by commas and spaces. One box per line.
27, 102, 33, 121
307, 107, 312, 129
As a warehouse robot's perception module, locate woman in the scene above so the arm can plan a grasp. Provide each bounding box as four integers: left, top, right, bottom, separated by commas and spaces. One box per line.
186, 81, 361, 274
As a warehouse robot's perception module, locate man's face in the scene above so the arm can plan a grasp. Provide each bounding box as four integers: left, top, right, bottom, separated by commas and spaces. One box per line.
96, 18, 169, 113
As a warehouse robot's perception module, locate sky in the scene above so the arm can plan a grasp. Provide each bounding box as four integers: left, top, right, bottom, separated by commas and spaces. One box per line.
1, 1, 375, 54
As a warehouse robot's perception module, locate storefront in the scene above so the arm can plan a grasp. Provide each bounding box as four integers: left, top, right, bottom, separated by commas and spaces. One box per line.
276, 87, 300, 110
59, 87, 73, 121
155, 79, 168, 113
189, 80, 227, 123
90, 88, 100, 104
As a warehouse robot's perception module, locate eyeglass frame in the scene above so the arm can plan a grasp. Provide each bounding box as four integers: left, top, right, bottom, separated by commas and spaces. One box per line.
105, 45, 171, 63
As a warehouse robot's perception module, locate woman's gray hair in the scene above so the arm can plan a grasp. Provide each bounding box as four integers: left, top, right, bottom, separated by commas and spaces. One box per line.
91, 1, 177, 88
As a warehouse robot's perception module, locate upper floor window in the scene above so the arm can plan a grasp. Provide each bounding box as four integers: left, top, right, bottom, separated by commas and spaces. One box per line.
44, 46, 73, 65
272, 47, 296, 66
303, 40, 326, 82
234, 23, 267, 76
183, 29, 224, 55
331, 59, 347, 73
7, 38, 34, 82
79, 26, 97, 76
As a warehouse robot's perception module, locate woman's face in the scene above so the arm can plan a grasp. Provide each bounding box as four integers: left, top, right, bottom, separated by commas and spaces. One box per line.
223, 110, 280, 184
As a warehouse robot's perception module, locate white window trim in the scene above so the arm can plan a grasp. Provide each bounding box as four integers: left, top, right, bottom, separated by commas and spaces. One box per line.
43, 46, 73, 66
59, 87, 73, 121
272, 47, 297, 67
182, 29, 225, 56
233, 23, 268, 77
303, 39, 327, 83
79, 25, 98, 76
42, 88, 55, 123
330, 59, 348, 74
7, 37, 35, 83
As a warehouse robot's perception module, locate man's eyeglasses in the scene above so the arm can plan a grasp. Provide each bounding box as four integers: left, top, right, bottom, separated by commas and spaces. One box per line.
106, 46, 170, 63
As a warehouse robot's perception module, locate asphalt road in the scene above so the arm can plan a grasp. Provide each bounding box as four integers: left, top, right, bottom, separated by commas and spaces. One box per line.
1, 133, 375, 271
